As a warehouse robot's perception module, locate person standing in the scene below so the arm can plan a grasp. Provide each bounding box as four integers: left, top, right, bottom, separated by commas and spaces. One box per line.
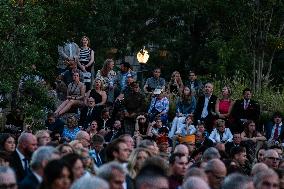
78, 36, 95, 91
231, 88, 260, 133
57, 36, 80, 74
194, 82, 217, 131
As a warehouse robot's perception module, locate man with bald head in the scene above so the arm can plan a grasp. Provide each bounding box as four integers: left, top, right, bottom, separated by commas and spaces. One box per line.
263, 149, 280, 169
9, 133, 38, 182
205, 159, 227, 189
75, 131, 91, 148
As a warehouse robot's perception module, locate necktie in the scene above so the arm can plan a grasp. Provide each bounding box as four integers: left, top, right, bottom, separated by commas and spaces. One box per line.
96, 153, 102, 167
87, 108, 92, 117
23, 158, 29, 174
244, 100, 249, 109
274, 124, 279, 140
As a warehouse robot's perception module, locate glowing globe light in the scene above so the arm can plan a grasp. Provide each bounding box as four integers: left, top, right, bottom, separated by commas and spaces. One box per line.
137, 47, 149, 64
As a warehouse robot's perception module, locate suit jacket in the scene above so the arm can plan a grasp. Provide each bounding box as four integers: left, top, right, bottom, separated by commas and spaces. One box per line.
9, 151, 27, 183
194, 95, 217, 130
266, 121, 284, 141
19, 172, 40, 189
196, 137, 214, 149
97, 118, 113, 131
104, 128, 124, 142
225, 142, 245, 155
79, 106, 101, 129
231, 99, 260, 129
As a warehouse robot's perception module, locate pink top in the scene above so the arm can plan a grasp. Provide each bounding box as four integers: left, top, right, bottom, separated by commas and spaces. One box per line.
218, 99, 232, 114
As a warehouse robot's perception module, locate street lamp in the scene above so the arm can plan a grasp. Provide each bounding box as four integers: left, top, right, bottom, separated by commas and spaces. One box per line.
136, 46, 149, 64
136, 47, 149, 86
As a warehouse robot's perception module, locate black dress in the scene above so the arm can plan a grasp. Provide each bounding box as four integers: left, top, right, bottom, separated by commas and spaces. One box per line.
89, 89, 103, 114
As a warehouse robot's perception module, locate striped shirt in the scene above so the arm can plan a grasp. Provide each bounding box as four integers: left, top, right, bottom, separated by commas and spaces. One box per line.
79, 47, 91, 62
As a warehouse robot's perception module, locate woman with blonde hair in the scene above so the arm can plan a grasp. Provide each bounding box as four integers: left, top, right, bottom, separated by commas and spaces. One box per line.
84, 78, 107, 110
168, 71, 184, 95
96, 59, 117, 104
127, 147, 152, 179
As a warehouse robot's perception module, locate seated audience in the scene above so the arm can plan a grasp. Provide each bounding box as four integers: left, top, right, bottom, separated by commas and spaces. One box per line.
148, 88, 169, 123
55, 71, 85, 116
96, 59, 117, 105
143, 68, 166, 94
62, 116, 80, 142
169, 87, 196, 138
209, 119, 233, 143
45, 113, 65, 135
266, 111, 284, 143
167, 71, 184, 95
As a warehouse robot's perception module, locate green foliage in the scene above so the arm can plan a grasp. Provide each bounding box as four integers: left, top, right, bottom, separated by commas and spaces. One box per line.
213, 75, 284, 121
18, 80, 55, 129
0, 0, 283, 128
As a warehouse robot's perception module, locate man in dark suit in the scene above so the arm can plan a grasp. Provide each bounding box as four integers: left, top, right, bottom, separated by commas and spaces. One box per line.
231, 88, 260, 133
195, 131, 214, 149
97, 109, 113, 131
90, 134, 105, 167
104, 120, 124, 143
225, 133, 244, 155
45, 113, 65, 135
194, 82, 217, 131
9, 133, 38, 183
265, 111, 284, 142
19, 146, 60, 189
79, 97, 100, 129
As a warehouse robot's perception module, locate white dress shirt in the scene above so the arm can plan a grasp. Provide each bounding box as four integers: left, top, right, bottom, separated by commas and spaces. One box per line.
209, 128, 233, 143
201, 96, 210, 118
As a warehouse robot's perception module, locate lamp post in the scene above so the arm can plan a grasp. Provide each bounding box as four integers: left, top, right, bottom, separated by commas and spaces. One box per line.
136, 47, 149, 86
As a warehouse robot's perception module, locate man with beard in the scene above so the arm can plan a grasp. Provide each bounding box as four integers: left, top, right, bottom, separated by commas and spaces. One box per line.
9, 133, 38, 183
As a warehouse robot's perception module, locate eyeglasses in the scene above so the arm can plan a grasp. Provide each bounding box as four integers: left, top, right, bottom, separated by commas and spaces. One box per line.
266, 157, 281, 161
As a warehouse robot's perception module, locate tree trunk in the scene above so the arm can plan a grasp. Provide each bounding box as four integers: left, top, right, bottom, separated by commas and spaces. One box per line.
252, 51, 256, 92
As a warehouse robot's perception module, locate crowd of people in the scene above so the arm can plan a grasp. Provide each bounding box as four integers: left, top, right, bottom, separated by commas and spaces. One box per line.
1, 35, 284, 189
